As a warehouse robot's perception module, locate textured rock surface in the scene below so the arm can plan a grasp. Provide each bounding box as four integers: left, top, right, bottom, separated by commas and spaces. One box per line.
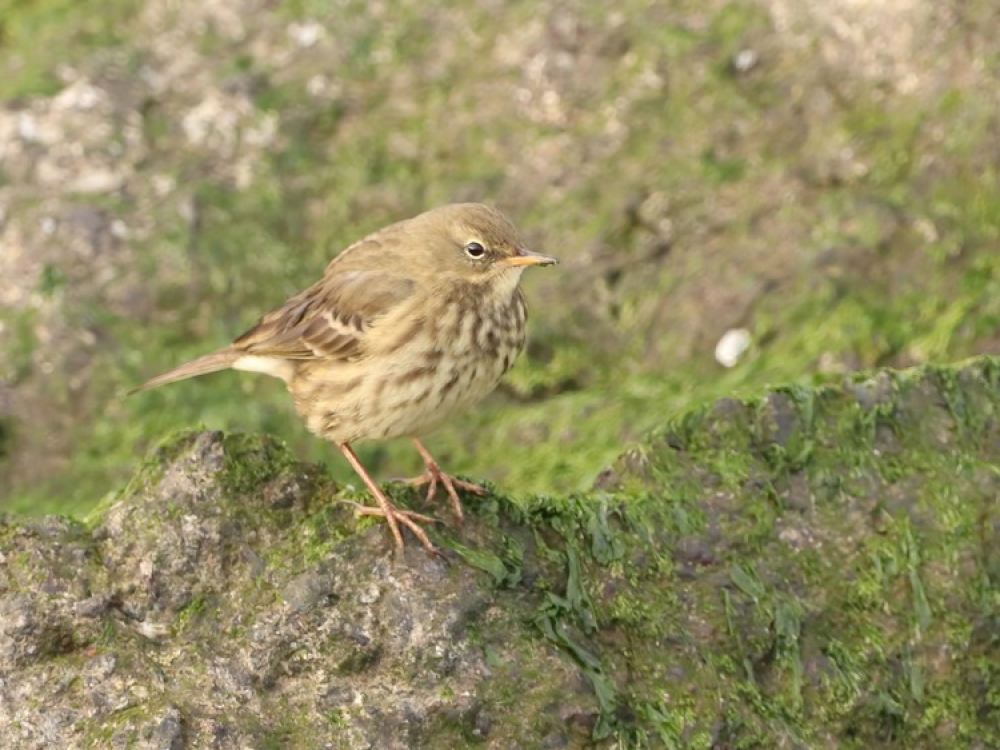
4, 358, 1000, 748
1, 432, 592, 749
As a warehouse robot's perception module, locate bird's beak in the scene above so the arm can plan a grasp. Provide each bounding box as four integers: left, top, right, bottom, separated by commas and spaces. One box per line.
504, 247, 559, 267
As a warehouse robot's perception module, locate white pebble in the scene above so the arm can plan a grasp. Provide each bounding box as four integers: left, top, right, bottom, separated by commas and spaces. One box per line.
732, 49, 759, 73
714, 328, 751, 368
288, 21, 324, 48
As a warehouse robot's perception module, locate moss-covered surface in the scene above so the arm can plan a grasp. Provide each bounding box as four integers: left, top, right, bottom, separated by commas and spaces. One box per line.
455, 356, 1000, 747
3, 358, 1000, 747
581, 357, 1000, 747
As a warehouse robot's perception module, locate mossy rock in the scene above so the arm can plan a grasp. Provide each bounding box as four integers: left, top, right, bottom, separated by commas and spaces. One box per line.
3, 358, 1000, 748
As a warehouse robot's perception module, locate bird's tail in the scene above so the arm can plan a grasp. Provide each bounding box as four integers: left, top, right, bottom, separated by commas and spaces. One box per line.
129, 349, 239, 395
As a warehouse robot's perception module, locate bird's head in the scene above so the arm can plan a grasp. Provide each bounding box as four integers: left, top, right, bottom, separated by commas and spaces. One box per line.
409, 204, 557, 293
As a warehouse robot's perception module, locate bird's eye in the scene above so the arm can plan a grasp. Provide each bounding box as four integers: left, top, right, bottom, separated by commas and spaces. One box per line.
464, 241, 486, 259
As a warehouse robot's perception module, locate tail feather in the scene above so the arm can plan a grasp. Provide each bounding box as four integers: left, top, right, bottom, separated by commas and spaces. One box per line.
129, 349, 239, 395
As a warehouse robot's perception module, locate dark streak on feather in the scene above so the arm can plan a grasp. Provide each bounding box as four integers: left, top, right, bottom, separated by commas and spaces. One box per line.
395, 365, 436, 387
442, 369, 462, 394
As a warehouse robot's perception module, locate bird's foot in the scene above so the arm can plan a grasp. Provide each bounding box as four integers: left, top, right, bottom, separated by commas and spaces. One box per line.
350, 501, 440, 555
404, 468, 486, 524
338, 442, 441, 555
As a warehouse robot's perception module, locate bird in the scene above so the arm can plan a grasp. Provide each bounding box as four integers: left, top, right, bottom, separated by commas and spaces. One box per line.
132, 203, 557, 553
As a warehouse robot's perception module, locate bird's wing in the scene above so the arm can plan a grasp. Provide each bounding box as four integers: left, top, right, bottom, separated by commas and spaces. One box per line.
232, 268, 416, 361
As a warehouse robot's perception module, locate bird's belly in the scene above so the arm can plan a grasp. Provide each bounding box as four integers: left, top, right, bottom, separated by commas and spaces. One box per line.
361, 353, 507, 439
293, 348, 512, 444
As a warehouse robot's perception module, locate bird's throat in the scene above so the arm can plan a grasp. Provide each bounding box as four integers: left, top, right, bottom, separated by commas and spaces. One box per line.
483, 267, 525, 304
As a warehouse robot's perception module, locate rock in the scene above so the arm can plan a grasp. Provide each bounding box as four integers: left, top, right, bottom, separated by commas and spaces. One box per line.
0, 431, 592, 749
3, 359, 1000, 747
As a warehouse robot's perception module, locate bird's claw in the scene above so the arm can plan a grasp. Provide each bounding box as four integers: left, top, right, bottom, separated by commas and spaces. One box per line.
404, 469, 486, 524
339, 498, 441, 554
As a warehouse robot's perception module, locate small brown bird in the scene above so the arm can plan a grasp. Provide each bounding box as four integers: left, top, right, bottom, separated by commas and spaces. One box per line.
133, 204, 556, 553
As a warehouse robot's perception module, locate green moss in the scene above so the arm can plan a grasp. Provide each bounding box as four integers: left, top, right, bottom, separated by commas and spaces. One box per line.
0, 308, 38, 387
602, 360, 1000, 746
0, 0, 140, 99
174, 595, 207, 634
218, 432, 297, 496
295, 500, 354, 564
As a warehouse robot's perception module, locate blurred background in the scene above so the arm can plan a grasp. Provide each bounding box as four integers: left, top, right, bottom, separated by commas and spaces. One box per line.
2, 0, 999, 516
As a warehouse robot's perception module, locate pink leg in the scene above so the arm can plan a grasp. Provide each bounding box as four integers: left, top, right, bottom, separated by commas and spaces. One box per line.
338, 443, 438, 553
406, 438, 488, 524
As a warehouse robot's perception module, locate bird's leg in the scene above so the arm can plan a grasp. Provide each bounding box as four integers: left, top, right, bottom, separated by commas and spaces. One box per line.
337, 443, 438, 554
406, 438, 487, 523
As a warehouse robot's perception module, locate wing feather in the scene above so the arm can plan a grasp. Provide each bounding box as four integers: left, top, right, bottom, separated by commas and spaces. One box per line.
232, 267, 416, 361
